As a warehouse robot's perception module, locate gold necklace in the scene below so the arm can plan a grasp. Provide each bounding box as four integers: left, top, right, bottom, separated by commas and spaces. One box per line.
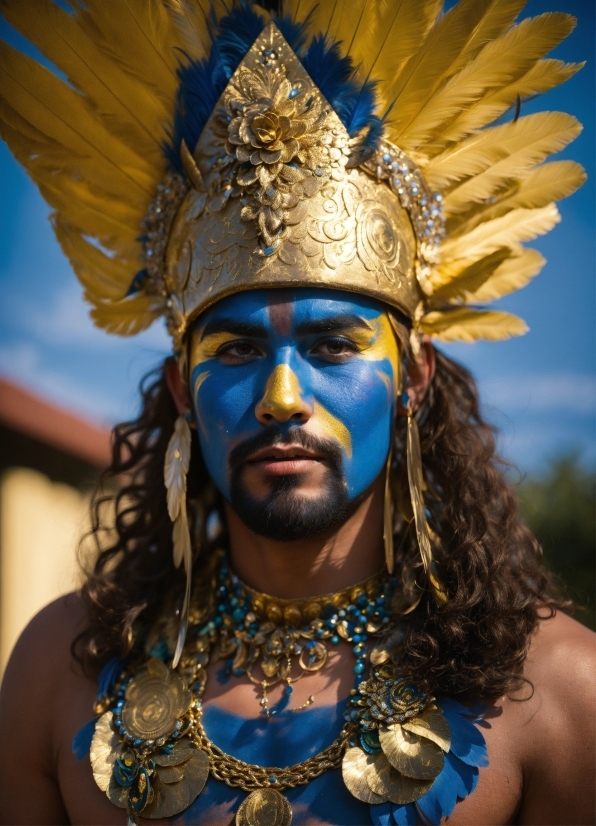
87, 559, 485, 824
188, 557, 394, 717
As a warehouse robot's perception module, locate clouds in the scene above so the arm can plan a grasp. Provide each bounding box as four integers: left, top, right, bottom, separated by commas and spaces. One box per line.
0, 340, 124, 422
481, 373, 595, 416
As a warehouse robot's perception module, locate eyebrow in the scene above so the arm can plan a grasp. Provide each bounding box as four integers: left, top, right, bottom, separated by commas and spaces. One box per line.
200, 318, 268, 340
294, 314, 373, 336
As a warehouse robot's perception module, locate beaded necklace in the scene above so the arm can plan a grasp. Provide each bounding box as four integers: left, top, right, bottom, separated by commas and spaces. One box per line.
81, 557, 488, 826
196, 560, 397, 715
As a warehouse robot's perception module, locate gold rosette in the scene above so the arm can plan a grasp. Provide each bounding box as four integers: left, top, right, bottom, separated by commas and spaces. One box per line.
342, 665, 451, 806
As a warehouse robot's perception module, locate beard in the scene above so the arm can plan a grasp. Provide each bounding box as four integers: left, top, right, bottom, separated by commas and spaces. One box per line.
227, 426, 351, 542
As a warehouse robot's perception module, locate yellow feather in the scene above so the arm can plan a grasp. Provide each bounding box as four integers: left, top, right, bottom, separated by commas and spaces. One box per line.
53, 220, 136, 300
431, 247, 512, 301
433, 59, 582, 151
165, 415, 192, 524
440, 203, 560, 260
349, 0, 442, 112
469, 248, 545, 302
68, 0, 180, 96
165, 0, 223, 58
420, 308, 528, 342
0, 44, 156, 201
36, 176, 143, 246
90, 295, 161, 336
450, 160, 586, 233
426, 111, 581, 193
399, 13, 576, 152
282, 0, 442, 113
447, 0, 531, 76
385, 0, 519, 144
0, 0, 172, 164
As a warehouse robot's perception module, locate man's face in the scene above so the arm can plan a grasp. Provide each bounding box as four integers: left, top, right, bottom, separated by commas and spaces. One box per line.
188, 288, 400, 540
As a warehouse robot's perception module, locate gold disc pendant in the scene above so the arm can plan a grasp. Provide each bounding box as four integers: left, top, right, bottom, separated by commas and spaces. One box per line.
236, 788, 292, 826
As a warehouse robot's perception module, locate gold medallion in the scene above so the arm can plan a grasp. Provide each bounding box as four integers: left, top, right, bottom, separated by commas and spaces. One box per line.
236, 789, 292, 826
122, 657, 192, 742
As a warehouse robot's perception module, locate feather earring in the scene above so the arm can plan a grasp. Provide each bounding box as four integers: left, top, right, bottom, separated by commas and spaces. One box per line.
383, 441, 395, 574
164, 413, 193, 668
403, 393, 448, 605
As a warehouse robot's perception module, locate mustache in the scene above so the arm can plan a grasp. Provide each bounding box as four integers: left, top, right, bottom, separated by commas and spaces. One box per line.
228, 426, 344, 473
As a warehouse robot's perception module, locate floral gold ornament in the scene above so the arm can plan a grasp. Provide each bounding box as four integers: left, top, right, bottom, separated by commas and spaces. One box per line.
341, 662, 453, 805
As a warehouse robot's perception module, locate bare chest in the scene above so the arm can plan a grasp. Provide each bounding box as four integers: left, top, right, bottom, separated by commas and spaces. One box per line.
54, 676, 526, 826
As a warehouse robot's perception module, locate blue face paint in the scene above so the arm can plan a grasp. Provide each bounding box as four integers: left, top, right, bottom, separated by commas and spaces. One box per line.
188, 288, 400, 508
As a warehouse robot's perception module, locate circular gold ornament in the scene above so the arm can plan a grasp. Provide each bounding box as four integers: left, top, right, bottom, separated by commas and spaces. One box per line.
122, 658, 192, 741
235, 789, 292, 826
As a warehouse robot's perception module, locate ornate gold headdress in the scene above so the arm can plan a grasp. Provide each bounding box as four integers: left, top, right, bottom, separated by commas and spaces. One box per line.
0, 0, 585, 352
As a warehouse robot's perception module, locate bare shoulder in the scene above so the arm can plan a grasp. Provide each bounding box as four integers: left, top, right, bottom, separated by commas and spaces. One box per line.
524, 609, 596, 701
1, 593, 87, 716
6, 592, 87, 669
515, 611, 596, 824
0, 593, 95, 825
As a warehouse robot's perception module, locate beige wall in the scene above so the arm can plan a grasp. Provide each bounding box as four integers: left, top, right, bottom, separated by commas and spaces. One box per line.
0, 467, 91, 676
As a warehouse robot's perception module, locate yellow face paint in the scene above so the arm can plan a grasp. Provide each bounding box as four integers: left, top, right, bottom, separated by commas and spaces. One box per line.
193, 370, 211, 399
313, 400, 353, 458
347, 314, 400, 384
258, 364, 304, 421
190, 331, 239, 366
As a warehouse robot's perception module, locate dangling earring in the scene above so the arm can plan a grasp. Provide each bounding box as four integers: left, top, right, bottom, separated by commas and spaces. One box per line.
384, 438, 395, 574
164, 411, 194, 668
403, 392, 447, 605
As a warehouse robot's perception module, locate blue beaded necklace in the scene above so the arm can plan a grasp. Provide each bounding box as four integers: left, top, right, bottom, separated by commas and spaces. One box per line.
190, 559, 399, 715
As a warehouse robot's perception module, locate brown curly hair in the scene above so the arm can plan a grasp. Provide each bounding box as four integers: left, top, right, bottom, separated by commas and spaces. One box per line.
73, 338, 566, 700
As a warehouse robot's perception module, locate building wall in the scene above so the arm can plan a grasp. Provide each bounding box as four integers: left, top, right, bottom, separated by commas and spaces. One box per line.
0, 467, 92, 675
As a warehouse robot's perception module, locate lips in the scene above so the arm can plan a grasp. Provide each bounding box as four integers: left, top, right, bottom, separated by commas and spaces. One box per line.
245, 444, 326, 475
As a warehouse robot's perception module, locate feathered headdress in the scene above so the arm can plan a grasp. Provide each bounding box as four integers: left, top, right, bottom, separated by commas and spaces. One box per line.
0, 0, 585, 350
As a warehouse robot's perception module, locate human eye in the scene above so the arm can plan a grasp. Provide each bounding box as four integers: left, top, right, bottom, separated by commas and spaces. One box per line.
310, 336, 360, 362
217, 339, 263, 363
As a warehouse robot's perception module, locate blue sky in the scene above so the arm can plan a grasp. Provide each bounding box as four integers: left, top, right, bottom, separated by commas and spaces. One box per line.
0, 0, 594, 475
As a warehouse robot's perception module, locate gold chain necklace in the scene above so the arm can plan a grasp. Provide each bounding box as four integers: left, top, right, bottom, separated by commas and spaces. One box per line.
90, 562, 401, 824
190, 703, 356, 825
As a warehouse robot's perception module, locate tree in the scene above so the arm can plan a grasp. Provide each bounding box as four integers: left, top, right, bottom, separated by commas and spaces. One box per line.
517, 453, 595, 630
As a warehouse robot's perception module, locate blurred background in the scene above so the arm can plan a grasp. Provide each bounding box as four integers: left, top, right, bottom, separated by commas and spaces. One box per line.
0, 0, 594, 675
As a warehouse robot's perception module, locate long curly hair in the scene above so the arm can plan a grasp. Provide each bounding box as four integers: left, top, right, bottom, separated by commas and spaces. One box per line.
73, 337, 566, 700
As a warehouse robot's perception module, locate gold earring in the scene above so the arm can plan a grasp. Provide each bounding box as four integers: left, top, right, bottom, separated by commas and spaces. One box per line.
384, 439, 395, 574
164, 413, 193, 668
403, 393, 447, 606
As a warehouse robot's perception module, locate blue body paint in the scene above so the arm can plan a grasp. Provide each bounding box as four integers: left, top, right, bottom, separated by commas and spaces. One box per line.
178, 702, 372, 825
189, 288, 399, 504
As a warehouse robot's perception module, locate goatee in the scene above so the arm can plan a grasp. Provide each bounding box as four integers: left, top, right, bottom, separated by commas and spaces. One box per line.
228, 427, 351, 542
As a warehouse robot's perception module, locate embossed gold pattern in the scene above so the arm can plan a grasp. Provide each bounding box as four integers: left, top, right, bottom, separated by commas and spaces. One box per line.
236, 789, 292, 826
122, 658, 192, 741
162, 24, 420, 346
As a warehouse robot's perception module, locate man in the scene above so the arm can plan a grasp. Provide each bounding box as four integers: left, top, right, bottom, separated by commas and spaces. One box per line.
0, 1, 594, 824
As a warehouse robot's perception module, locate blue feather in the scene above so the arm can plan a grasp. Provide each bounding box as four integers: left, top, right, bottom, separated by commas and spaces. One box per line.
415, 751, 478, 824
391, 801, 417, 825
97, 655, 127, 702
438, 697, 489, 767
72, 716, 99, 760
165, 1, 382, 173
370, 801, 393, 825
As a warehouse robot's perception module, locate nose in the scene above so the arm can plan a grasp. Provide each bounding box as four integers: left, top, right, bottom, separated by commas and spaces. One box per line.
255, 364, 313, 424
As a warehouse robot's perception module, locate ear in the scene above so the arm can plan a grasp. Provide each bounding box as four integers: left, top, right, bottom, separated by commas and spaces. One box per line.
397, 336, 435, 416
165, 356, 191, 415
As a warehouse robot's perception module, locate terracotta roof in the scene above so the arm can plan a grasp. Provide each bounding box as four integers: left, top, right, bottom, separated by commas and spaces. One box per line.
0, 377, 111, 468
